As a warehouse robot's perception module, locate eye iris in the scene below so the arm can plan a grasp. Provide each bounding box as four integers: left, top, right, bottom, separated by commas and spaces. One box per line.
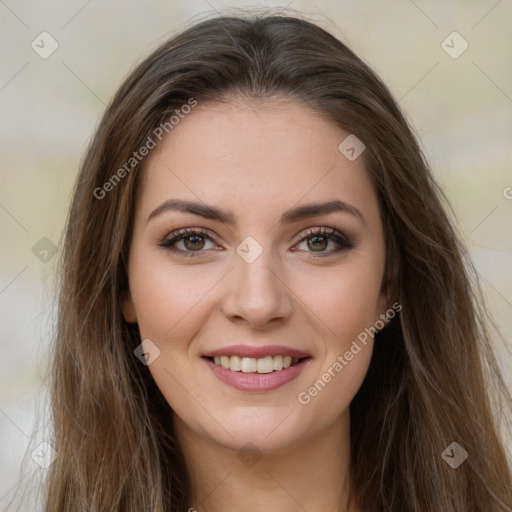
184, 235, 205, 250
308, 235, 327, 251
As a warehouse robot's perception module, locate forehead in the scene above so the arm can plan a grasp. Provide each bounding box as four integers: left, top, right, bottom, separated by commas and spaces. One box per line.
136, 99, 379, 226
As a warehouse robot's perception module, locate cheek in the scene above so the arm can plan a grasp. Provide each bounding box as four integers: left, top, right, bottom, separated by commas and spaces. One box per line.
293, 254, 383, 410
127, 257, 222, 426
297, 256, 384, 350
129, 256, 223, 343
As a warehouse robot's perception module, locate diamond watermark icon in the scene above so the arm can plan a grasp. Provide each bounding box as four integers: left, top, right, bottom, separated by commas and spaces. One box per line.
134, 338, 161, 366
236, 236, 263, 264
441, 31, 468, 59
338, 134, 366, 161
442, 441, 468, 468
31, 31, 59, 59
32, 237, 57, 263
237, 442, 262, 468
31, 441, 57, 469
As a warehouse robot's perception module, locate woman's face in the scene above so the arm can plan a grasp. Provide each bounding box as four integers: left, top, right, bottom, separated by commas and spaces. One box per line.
123, 98, 392, 451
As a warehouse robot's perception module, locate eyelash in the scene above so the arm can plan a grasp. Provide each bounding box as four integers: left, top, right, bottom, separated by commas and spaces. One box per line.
159, 227, 355, 258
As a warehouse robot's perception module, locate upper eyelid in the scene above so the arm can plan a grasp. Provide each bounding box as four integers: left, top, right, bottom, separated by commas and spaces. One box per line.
297, 226, 339, 239
160, 227, 218, 247
163, 225, 343, 239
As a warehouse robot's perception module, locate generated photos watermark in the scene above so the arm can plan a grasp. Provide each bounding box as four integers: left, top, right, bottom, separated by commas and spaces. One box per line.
298, 301, 402, 405
94, 97, 198, 200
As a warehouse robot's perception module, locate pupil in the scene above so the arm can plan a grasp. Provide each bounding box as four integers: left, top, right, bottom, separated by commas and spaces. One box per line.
309, 236, 326, 251
185, 236, 204, 250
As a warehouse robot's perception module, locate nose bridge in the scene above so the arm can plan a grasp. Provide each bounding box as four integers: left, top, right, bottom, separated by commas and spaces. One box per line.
222, 237, 292, 326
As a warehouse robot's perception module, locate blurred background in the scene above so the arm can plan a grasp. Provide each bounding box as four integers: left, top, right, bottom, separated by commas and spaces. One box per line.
1, 0, 511, 509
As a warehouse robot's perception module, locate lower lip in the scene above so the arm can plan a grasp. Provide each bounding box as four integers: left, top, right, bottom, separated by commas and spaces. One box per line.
203, 357, 311, 392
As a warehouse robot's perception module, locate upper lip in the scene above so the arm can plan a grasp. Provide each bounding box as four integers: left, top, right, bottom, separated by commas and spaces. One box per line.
202, 344, 311, 359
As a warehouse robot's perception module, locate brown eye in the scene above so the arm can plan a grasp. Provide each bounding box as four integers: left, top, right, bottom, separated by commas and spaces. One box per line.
307, 235, 328, 251
295, 227, 355, 256
159, 228, 217, 257
183, 235, 206, 251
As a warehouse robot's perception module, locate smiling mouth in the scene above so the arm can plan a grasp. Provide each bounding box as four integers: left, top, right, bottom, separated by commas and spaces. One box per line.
205, 355, 309, 373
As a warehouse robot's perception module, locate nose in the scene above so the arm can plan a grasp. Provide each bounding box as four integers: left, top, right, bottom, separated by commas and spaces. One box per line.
221, 246, 293, 329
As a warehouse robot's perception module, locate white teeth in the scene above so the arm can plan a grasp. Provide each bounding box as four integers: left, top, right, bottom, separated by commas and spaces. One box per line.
229, 356, 241, 371
241, 357, 257, 373
273, 355, 284, 370
210, 355, 303, 373
257, 356, 274, 373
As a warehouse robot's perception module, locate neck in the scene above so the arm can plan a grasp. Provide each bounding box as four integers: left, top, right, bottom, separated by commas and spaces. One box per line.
174, 411, 358, 512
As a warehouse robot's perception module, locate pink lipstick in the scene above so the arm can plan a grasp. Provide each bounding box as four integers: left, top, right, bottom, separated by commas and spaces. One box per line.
202, 344, 312, 392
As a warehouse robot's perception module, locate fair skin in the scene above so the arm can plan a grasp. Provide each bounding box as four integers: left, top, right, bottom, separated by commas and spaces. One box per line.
122, 98, 394, 512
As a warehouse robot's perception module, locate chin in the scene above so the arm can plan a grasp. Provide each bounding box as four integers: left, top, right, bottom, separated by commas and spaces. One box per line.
202, 404, 307, 451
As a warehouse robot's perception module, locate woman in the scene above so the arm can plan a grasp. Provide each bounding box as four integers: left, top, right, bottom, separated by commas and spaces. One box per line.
43, 12, 512, 511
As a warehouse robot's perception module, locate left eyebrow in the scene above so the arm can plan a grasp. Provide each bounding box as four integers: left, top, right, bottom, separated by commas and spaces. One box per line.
147, 198, 368, 229
279, 199, 368, 228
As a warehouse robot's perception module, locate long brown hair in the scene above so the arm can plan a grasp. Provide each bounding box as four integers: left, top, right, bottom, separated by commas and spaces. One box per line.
41, 12, 511, 511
